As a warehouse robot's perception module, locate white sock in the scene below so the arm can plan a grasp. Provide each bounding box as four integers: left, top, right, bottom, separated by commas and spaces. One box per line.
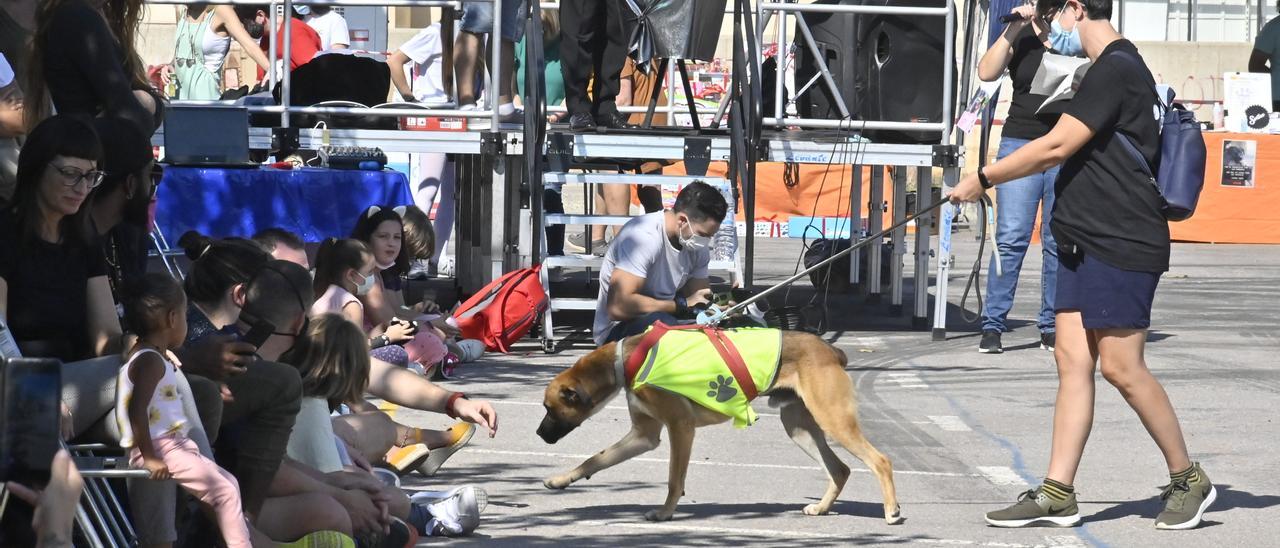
497, 102, 516, 116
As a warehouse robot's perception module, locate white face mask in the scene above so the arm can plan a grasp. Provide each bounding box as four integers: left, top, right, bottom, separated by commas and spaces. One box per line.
353, 272, 377, 296
678, 218, 712, 252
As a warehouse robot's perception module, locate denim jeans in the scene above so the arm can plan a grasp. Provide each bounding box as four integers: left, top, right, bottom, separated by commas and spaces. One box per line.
982, 137, 1059, 334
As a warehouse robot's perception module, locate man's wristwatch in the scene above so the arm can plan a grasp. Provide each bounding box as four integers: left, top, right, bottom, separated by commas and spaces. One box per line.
978, 166, 993, 189
674, 294, 689, 315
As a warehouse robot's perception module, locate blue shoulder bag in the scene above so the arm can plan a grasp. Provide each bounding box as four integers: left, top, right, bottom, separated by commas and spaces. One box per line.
1109, 50, 1207, 222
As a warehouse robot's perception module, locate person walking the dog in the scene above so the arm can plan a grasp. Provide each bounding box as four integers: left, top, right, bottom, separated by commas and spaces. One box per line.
592, 181, 726, 345
949, 0, 1216, 530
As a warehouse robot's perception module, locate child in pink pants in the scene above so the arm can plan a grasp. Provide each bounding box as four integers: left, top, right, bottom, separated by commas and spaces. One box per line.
116, 274, 250, 547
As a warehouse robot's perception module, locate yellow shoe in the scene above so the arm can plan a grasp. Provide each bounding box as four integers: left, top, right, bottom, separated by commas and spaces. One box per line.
385, 443, 431, 474
279, 530, 356, 548
419, 422, 476, 476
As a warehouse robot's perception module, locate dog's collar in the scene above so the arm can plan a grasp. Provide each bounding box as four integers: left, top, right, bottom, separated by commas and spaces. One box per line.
614, 338, 627, 388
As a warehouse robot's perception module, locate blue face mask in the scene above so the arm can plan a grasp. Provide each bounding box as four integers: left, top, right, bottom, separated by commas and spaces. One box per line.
1049, 19, 1084, 57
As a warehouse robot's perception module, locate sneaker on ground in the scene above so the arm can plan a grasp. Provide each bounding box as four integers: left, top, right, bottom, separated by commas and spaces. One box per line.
979, 330, 1004, 354
985, 488, 1082, 528
280, 530, 357, 548
565, 232, 605, 254
1040, 332, 1056, 352
418, 422, 476, 476
385, 444, 430, 475
415, 486, 485, 536
456, 339, 485, 363
1155, 463, 1216, 530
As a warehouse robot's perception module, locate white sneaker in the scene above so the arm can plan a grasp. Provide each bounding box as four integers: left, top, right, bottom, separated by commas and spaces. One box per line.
438, 255, 456, 278
456, 339, 485, 362
413, 486, 486, 536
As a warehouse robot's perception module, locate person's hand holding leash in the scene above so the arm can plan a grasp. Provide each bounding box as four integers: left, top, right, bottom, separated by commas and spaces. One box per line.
949, 170, 990, 204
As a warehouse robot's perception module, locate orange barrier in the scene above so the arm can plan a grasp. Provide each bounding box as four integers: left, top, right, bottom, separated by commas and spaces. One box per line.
658, 161, 894, 235
1169, 132, 1280, 244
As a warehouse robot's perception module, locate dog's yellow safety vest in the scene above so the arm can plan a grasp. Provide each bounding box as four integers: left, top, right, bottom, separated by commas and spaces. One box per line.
621, 323, 782, 428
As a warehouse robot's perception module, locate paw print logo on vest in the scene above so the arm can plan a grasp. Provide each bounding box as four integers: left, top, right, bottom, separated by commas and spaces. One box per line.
706, 375, 738, 403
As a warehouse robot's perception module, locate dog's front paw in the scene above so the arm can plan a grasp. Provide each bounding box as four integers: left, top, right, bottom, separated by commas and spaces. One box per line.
803, 503, 830, 516
543, 474, 573, 490
644, 509, 674, 522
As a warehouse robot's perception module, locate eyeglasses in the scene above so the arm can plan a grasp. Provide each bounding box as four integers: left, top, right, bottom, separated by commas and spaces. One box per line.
51, 164, 105, 189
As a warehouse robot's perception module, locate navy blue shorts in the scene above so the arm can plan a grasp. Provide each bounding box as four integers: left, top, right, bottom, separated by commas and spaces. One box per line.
1055, 252, 1161, 330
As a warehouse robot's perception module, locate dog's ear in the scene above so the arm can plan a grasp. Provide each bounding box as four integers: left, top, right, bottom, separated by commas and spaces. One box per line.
560, 385, 593, 408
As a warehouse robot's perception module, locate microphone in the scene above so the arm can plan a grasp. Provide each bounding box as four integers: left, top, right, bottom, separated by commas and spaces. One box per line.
999, 13, 1026, 23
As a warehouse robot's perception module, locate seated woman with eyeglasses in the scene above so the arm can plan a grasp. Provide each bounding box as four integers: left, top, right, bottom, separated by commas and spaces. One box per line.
0, 114, 123, 363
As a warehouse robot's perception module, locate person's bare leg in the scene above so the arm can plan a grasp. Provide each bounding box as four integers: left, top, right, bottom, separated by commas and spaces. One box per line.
1045, 311, 1099, 486
590, 184, 631, 242
257, 493, 353, 540
453, 31, 485, 106
1096, 328, 1193, 474
498, 39, 515, 105
603, 185, 631, 239
332, 411, 457, 463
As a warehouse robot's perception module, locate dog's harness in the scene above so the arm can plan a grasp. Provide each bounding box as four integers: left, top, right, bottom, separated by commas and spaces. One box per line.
614, 322, 780, 427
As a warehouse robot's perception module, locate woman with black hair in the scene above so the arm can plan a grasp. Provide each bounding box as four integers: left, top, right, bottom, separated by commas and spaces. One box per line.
0, 114, 120, 363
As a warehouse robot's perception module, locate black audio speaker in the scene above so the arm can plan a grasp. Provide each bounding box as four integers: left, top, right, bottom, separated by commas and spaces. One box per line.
794, 0, 956, 143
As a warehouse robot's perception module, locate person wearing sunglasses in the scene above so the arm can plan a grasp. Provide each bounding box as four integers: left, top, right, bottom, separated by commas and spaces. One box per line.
86, 117, 158, 304
952, 0, 1216, 531
973, 0, 1086, 355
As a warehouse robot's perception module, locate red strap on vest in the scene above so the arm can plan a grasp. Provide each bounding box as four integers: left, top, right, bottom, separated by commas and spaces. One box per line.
622, 322, 758, 401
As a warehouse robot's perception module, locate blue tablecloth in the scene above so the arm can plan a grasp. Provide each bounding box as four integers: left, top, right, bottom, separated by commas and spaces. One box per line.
155, 166, 413, 242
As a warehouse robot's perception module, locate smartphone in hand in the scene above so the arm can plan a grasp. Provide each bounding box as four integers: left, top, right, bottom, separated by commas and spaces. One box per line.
0, 357, 62, 488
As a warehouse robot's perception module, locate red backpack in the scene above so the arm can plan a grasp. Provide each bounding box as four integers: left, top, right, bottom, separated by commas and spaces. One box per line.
453, 265, 548, 353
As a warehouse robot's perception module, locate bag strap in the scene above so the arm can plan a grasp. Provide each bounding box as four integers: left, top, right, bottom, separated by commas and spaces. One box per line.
1104, 49, 1161, 182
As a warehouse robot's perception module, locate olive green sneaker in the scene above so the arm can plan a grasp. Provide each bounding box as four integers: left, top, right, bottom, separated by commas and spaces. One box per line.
1155, 463, 1216, 530
985, 488, 1082, 528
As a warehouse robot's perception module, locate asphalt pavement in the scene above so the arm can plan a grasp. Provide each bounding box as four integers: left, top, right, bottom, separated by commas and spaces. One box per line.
396, 231, 1280, 547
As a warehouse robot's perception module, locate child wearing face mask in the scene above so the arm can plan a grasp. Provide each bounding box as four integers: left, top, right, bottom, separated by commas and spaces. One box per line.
310, 238, 419, 365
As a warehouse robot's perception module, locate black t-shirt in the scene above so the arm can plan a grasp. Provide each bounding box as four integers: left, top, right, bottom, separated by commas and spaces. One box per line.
42, 0, 154, 133
0, 211, 108, 361
1002, 26, 1064, 140
1054, 39, 1169, 272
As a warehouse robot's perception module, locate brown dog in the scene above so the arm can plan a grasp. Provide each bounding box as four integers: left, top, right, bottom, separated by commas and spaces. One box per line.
536, 329, 902, 523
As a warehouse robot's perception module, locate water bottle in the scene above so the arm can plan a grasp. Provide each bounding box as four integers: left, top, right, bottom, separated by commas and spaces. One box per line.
1212, 102, 1224, 130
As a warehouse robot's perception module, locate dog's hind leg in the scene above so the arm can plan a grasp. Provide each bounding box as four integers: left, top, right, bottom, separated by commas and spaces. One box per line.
803, 372, 904, 525
543, 412, 663, 490
779, 402, 850, 516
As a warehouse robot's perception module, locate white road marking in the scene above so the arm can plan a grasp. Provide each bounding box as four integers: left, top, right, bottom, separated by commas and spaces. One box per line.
977, 466, 1028, 486
467, 448, 979, 477
928, 415, 973, 432
1044, 536, 1088, 547
883, 372, 928, 389
490, 400, 932, 424
576, 520, 1051, 547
